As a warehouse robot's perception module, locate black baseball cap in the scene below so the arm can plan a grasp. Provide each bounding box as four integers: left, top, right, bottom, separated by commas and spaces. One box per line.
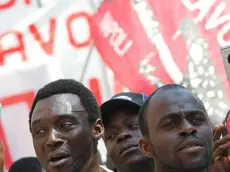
100, 92, 147, 125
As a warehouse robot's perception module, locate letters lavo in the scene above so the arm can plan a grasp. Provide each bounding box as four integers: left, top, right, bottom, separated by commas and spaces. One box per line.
0, 11, 93, 66
178, 0, 230, 95
181, 0, 230, 46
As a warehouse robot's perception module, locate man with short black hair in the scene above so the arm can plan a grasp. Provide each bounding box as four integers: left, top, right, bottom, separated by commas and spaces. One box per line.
101, 92, 154, 172
29, 79, 112, 172
138, 84, 213, 172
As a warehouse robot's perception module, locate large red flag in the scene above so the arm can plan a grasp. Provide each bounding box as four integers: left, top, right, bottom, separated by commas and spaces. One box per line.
92, 0, 230, 123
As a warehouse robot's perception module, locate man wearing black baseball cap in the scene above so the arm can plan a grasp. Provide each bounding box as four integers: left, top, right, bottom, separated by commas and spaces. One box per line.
101, 92, 154, 172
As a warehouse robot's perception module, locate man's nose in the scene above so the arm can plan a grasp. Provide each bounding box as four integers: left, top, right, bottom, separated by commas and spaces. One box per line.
179, 119, 197, 137
45, 129, 64, 148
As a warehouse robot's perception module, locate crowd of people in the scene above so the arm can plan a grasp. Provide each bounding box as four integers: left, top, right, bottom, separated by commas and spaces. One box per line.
0, 79, 230, 172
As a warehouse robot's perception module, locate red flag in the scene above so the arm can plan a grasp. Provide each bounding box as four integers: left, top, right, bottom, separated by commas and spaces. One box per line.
93, 0, 230, 123
92, 0, 173, 95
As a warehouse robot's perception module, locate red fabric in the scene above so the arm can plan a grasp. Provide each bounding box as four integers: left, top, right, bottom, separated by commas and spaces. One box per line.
92, 0, 173, 95
227, 116, 230, 134
92, 0, 230, 100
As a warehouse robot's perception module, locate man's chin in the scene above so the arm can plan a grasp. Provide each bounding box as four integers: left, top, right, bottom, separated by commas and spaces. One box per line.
46, 162, 74, 172
121, 154, 148, 167
178, 151, 211, 170
181, 160, 209, 171
47, 166, 72, 172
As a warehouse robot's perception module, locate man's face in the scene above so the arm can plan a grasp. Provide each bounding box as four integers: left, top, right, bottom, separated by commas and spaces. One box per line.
31, 94, 93, 172
142, 88, 213, 171
104, 105, 147, 169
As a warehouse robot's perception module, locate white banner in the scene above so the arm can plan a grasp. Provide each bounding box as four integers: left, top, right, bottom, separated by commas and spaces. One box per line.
0, 0, 122, 169
0, 0, 41, 33
0, 59, 62, 167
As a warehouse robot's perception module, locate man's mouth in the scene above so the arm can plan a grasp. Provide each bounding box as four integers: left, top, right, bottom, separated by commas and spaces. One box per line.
119, 144, 139, 156
180, 144, 203, 150
48, 153, 70, 167
178, 139, 204, 152
50, 155, 69, 162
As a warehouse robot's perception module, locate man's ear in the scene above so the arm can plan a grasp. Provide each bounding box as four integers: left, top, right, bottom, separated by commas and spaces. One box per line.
92, 119, 104, 140
139, 138, 154, 158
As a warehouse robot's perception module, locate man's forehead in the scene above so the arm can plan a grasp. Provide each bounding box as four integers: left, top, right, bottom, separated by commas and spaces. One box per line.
147, 88, 205, 118
32, 94, 85, 121
105, 111, 137, 129
41, 93, 83, 107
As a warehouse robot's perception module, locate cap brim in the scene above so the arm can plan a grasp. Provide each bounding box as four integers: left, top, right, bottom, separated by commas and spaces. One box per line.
100, 99, 141, 125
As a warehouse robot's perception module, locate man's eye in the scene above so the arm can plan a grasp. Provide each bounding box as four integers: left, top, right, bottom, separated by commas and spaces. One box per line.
108, 134, 116, 140
106, 133, 117, 141
130, 123, 139, 129
60, 123, 74, 130
34, 129, 45, 136
192, 117, 205, 125
62, 124, 71, 128
162, 121, 175, 130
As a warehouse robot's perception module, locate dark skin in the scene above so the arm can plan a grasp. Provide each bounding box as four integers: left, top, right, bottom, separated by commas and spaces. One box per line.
104, 106, 154, 172
30, 93, 104, 172
139, 88, 213, 172
210, 125, 230, 172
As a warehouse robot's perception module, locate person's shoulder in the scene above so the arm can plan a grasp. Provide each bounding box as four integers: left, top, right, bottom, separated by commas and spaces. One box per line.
100, 165, 114, 172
